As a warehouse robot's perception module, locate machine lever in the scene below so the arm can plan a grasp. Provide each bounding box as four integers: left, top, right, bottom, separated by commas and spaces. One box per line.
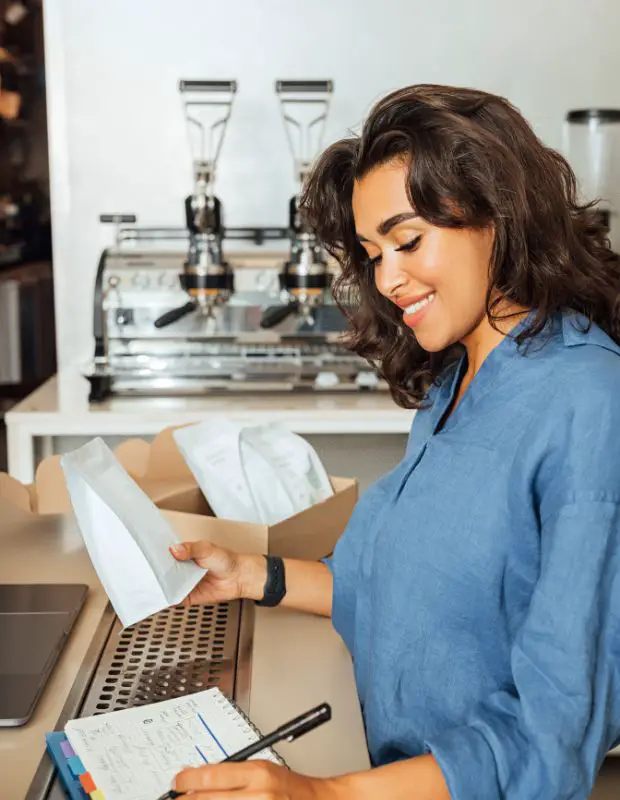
275, 80, 333, 94
99, 214, 137, 224
179, 80, 237, 93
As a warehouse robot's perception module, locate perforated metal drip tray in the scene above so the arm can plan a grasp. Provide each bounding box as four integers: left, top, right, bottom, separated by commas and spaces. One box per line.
28, 600, 253, 800
81, 601, 245, 718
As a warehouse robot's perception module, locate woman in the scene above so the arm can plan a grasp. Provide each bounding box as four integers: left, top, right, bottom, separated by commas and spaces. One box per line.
170, 85, 620, 799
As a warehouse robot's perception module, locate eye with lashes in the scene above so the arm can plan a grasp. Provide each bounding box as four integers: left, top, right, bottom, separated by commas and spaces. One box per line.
366, 235, 422, 267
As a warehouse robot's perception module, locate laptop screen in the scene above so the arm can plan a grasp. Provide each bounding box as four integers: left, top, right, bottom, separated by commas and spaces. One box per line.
0, 584, 88, 726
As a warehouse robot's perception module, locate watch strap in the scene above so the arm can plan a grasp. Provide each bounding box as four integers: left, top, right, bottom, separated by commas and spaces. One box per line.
255, 555, 287, 607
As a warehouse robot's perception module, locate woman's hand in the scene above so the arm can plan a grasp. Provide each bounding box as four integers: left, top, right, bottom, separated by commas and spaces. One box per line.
174, 755, 453, 800
173, 761, 341, 799
170, 541, 266, 606
172, 543, 334, 617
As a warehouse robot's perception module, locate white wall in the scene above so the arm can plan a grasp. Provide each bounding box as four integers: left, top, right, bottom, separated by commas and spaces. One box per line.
43, 0, 620, 370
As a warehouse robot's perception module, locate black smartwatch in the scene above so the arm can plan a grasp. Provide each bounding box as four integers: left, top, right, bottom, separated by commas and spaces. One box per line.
255, 555, 287, 607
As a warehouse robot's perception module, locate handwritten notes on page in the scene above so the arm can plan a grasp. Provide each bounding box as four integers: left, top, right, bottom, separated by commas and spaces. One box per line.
65, 687, 282, 800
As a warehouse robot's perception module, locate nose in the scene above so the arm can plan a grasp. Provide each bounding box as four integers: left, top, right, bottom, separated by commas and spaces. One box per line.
374, 251, 406, 298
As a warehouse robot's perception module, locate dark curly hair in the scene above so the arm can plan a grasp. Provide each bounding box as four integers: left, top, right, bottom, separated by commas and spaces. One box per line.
300, 84, 620, 409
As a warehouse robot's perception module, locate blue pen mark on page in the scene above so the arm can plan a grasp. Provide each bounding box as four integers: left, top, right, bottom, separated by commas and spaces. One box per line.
198, 712, 228, 759
195, 745, 208, 764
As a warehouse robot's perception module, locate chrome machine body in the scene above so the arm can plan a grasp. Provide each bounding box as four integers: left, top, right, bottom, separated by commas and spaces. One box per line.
84, 80, 380, 400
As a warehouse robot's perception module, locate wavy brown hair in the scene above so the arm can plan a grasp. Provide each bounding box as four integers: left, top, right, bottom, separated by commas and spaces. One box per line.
300, 84, 620, 408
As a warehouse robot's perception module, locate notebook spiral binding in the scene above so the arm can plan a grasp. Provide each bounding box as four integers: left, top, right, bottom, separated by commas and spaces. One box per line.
212, 689, 288, 767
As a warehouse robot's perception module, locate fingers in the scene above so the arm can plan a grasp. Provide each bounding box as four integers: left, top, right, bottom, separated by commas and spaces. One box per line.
174, 761, 279, 793
186, 793, 277, 799
186, 793, 277, 800
172, 541, 239, 579
170, 540, 216, 564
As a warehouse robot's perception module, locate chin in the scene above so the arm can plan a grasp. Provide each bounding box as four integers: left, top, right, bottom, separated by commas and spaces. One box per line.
412, 328, 456, 353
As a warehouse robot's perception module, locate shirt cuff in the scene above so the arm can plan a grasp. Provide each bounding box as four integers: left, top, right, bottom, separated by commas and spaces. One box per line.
425, 725, 500, 800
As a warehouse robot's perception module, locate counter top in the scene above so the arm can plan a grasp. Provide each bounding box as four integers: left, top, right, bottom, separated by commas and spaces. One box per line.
5, 365, 413, 483
3, 514, 620, 797
0, 514, 109, 799
0, 513, 369, 798
6, 367, 413, 435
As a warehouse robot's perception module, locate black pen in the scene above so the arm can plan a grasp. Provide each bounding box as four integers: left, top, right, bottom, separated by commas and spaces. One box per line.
156, 702, 331, 799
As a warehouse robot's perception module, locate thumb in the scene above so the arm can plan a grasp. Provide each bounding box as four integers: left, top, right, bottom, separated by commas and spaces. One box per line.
169, 542, 191, 560
170, 540, 218, 566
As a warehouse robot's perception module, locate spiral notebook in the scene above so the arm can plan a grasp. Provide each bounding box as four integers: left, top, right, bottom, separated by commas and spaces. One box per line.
47, 687, 284, 800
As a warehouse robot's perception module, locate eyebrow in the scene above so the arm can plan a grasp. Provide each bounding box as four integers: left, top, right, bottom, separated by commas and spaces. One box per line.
356, 212, 419, 242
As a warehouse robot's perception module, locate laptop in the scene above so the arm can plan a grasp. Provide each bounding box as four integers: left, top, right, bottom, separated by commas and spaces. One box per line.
0, 584, 88, 727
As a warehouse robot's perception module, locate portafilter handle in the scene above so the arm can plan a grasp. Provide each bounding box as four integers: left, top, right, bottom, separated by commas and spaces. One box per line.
154, 301, 197, 329
260, 303, 298, 329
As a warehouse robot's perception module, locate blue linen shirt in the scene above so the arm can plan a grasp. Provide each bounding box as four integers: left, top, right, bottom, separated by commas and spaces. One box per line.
328, 311, 620, 799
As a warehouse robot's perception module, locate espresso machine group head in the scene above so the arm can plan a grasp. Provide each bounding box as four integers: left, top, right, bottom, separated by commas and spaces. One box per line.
154, 79, 237, 329
261, 80, 334, 330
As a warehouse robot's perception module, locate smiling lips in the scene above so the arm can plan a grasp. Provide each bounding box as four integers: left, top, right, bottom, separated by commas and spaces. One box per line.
401, 293, 436, 315
395, 291, 436, 327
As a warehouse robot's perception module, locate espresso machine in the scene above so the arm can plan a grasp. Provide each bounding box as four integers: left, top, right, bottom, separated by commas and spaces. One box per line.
84, 79, 380, 400
260, 80, 333, 330
564, 109, 620, 251
154, 80, 236, 329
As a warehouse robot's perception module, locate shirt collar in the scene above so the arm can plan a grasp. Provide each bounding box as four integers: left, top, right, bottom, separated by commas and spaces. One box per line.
429, 310, 620, 435
561, 311, 620, 356
431, 310, 542, 434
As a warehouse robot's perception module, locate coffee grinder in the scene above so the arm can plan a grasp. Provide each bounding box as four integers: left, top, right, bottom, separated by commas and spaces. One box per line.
564, 109, 620, 251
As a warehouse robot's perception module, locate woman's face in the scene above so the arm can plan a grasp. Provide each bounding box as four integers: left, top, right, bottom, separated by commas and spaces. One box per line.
352, 160, 494, 353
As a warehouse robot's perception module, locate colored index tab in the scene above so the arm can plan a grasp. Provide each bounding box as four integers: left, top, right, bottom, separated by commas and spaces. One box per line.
89, 790, 105, 800
67, 755, 86, 777
60, 738, 75, 758
79, 772, 97, 793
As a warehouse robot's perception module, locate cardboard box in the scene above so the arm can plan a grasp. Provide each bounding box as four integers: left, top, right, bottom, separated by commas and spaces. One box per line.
0, 426, 358, 560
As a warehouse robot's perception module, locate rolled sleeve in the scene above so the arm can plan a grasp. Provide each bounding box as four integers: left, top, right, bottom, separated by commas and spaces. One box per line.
426, 498, 620, 799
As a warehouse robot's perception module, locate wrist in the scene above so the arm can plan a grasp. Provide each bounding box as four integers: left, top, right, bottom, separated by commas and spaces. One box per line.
239, 553, 268, 601
255, 555, 286, 607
